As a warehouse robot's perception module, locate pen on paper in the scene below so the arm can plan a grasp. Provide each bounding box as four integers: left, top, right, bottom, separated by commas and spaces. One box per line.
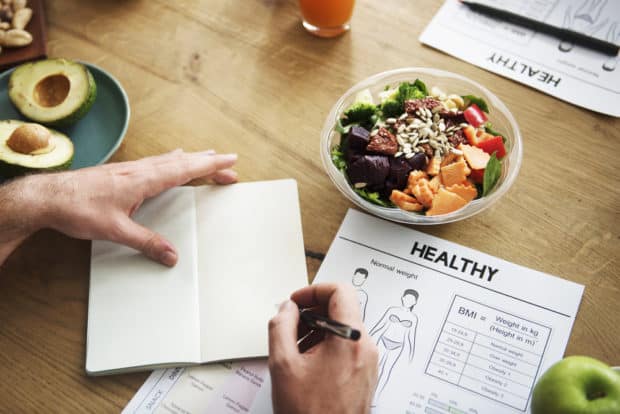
299, 309, 361, 341
460, 0, 620, 56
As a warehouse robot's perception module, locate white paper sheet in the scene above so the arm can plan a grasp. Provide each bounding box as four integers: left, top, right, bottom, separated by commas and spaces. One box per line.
122, 361, 269, 414
87, 180, 308, 375
195, 181, 308, 362
126, 209, 584, 413
87, 188, 202, 374
420, 0, 620, 117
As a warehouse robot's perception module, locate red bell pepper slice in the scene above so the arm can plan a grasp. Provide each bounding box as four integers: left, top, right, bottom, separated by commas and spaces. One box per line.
463, 104, 488, 128
469, 168, 484, 184
477, 136, 506, 159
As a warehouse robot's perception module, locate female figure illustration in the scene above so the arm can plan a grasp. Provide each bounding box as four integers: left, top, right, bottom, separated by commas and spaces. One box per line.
369, 289, 419, 403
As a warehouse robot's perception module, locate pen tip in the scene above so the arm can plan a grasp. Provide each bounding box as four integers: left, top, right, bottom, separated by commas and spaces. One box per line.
350, 330, 361, 341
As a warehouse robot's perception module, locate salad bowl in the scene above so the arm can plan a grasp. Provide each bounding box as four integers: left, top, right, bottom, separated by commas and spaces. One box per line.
320, 67, 522, 225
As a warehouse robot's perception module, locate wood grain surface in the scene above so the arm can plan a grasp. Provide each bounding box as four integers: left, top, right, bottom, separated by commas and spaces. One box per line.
0, 0, 618, 411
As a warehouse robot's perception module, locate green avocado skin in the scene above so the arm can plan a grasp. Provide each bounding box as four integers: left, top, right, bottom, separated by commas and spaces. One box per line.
0, 157, 73, 178
8, 60, 97, 128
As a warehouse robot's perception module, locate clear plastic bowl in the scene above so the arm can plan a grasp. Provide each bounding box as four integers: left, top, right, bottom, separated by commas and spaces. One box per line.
320, 68, 522, 225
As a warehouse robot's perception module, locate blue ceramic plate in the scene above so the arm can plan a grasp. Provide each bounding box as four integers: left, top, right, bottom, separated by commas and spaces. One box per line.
0, 61, 130, 176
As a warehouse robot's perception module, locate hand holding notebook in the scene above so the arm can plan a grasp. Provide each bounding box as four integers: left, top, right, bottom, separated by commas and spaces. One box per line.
87, 179, 308, 375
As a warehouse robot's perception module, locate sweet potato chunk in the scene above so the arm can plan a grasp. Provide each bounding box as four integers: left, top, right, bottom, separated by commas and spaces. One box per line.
440, 159, 470, 187
428, 175, 442, 193
426, 188, 468, 216
426, 155, 441, 176
445, 183, 478, 202
411, 178, 434, 208
390, 190, 424, 211
407, 170, 428, 190
458, 144, 490, 170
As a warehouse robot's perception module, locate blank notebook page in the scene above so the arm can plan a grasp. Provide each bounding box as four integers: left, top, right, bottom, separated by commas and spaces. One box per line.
195, 179, 307, 362
87, 187, 201, 374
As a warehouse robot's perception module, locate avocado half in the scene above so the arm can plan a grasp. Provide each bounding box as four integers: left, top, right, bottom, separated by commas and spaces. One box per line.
0, 120, 74, 178
8, 58, 97, 127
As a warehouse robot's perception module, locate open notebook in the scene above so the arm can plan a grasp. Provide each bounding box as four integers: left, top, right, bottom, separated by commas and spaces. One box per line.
86, 179, 308, 375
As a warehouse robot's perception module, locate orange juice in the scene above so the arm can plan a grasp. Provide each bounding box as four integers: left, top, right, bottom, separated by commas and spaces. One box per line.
299, 0, 356, 37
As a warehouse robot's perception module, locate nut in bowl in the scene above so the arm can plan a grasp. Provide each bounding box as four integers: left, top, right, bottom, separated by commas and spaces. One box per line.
320, 68, 522, 225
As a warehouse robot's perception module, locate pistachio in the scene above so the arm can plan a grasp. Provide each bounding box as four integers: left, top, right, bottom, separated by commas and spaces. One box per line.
7, 123, 52, 155
0, 21, 9, 30
11, 7, 30, 30
3, 28, 31, 47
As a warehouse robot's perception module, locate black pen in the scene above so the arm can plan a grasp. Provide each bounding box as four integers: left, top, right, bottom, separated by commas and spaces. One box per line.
299, 309, 361, 341
460, 0, 620, 56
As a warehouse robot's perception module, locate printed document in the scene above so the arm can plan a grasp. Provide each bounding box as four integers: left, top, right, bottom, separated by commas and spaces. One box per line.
420, 0, 620, 117
125, 209, 584, 413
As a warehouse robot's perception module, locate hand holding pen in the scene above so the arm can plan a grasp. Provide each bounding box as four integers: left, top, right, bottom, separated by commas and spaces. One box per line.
268, 283, 378, 414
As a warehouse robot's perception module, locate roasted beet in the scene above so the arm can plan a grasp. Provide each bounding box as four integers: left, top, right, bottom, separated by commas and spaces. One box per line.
347, 155, 390, 189
383, 179, 399, 198
441, 110, 466, 126
448, 129, 467, 147
366, 127, 398, 155
388, 157, 413, 191
406, 152, 427, 171
348, 126, 370, 150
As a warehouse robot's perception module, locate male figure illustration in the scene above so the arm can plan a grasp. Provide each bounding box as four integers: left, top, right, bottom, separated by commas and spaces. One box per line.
352, 267, 369, 320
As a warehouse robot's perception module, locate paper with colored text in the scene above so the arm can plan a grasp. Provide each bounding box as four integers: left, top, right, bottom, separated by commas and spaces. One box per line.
420, 0, 620, 117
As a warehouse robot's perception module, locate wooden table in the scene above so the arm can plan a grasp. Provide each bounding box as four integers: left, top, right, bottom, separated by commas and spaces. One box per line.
1, 0, 618, 410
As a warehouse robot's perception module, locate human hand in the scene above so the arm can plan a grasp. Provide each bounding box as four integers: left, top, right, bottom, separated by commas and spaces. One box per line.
268, 283, 378, 414
0, 150, 237, 267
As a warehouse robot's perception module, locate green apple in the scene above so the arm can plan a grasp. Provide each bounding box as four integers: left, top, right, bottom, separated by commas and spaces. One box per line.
532, 356, 620, 414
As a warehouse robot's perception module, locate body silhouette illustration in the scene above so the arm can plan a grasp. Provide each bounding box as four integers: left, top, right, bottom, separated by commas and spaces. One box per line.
369, 289, 419, 404
352, 267, 369, 320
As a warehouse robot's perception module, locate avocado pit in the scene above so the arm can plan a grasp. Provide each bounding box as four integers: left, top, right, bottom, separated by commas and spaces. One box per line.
7, 123, 55, 155
34, 73, 70, 108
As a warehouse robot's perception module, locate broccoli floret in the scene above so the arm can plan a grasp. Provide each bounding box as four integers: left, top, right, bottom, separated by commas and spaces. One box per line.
380, 99, 403, 118
344, 102, 377, 123
379, 80, 429, 119
343, 89, 377, 123
397, 81, 426, 102
412, 79, 429, 96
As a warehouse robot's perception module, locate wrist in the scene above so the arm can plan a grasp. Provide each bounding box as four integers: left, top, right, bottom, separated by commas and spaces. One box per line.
0, 174, 51, 240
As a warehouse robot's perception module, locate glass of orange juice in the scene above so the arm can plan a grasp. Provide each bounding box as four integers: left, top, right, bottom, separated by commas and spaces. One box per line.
298, 0, 356, 38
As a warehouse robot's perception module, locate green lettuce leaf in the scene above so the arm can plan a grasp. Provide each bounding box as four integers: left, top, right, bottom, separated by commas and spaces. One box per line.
482, 153, 501, 197
462, 95, 489, 113
331, 146, 347, 172
354, 188, 393, 207
484, 122, 506, 144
